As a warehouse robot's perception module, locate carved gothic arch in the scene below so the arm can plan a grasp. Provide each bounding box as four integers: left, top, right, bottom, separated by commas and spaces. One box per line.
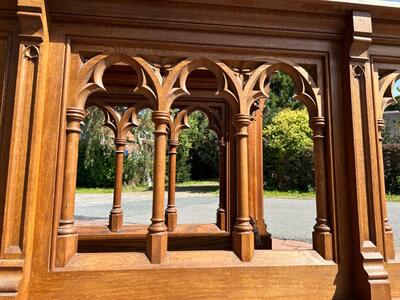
245, 61, 322, 119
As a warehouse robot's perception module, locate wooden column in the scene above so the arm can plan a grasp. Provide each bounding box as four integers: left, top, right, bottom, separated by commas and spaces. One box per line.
109, 138, 126, 232
56, 107, 85, 266
146, 111, 169, 264
310, 117, 333, 260
216, 138, 226, 231
232, 113, 254, 262
344, 11, 391, 299
377, 119, 395, 260
165, 139, 178, 231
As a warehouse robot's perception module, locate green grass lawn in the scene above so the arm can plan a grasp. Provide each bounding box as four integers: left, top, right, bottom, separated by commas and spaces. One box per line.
76, 181, 400, 201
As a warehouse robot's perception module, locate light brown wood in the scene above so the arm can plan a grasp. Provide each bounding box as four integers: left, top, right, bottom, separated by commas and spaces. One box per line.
1, 0, 400, 299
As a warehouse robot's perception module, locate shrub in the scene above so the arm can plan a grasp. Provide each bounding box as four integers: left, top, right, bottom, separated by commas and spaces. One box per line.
263, 108, 314, 191
383, 143, 400, 195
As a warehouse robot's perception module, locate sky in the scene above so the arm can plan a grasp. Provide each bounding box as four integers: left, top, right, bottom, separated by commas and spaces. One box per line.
395, 80, 400, 97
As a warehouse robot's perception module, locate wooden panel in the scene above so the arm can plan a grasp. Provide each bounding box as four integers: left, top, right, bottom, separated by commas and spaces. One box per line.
30, 251, 340, 300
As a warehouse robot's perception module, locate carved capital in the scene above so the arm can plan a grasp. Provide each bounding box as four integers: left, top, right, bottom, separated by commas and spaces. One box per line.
17, 6, 44, 44
349, 11, 372, 63
152, 111, 170, 125
233, 114, 252, 128
66, 107, 85, 122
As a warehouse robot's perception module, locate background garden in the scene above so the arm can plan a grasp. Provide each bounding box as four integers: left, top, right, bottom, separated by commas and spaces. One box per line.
77, 73, 400, 200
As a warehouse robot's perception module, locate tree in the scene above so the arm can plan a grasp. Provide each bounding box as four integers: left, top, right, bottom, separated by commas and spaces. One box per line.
263, 72, 302, 124
77, 107, 116, 187
176, 111, 219, 181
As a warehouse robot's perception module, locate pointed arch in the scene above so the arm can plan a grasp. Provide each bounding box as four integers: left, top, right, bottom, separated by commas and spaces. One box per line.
245, 61, 322, 119
164, 58, 241, 114
75, 53, 161, 110
378, 70, 400, 119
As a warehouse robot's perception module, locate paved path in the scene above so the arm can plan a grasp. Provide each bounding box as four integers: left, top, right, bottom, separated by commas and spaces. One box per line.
75, 193, 400, 247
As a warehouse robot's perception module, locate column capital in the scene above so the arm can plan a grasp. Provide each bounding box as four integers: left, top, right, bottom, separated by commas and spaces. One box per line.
66, 107, 85, 122
114, 138, 127, 147
233, 114, 252, 128
168, 139, 179, 147
152, 111, 170, 125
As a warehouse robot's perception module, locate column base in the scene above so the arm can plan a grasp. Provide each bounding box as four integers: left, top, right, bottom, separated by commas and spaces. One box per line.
232, 231, 254, 262
216, 211, 226, 231
383, 231, 395, 260
312, 231, 333, 260
165, 212, 177, 232
55, 234, 78, 267
109, 213, 123, 232
146, 232, 167, 264
359, 245, 391, 300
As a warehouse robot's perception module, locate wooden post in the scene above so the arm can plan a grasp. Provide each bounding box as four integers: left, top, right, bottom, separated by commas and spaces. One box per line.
56, 107, 85, 266
343, 11, 391, 299
146, 111, 169, 264
102, 106, 138, 232
232, 113, 254, 262
109, 138, 126, 232
165, 139, 178, 231
310, 116, 333, 260
216, 138, 226, 231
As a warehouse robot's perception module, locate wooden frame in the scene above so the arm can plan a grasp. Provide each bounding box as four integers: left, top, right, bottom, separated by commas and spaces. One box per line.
1, 0, 400, 299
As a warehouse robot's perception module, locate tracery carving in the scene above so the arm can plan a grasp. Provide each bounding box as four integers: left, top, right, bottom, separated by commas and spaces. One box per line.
76, 53, 321, 119
23, 45, 40, 61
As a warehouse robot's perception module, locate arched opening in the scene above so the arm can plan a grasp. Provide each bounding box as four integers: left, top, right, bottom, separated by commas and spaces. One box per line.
166, 66, 232, 250
261, 71, 316, 250
69, 62, 155, 253
174, 110, 220, 225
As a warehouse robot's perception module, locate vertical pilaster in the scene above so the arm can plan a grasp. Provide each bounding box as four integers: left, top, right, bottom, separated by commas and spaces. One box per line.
0, 2, 48, 298
344, 11, 391, 299
146, 111, 169, 264
232, 113, 254, 262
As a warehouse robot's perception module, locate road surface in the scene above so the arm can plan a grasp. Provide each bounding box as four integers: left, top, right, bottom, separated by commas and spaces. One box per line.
75, 192, 400, 246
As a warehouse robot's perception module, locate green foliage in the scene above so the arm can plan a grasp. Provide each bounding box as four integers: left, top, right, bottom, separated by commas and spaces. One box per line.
264, 72, 302, 124
177, 111, 219, 181
263, 108, 314, 192
124, 109, 154, 186
77, 107, 154, 188
77, 107, 116, 187
383, 144, 400, 195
